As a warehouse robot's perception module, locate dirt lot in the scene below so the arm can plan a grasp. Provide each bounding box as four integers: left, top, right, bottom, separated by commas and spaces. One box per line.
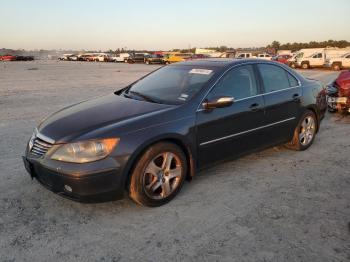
0, 61, 349, 262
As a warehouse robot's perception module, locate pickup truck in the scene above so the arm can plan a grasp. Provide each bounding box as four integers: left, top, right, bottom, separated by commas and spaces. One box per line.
257, 53, 272, 60
325, 53, 350, 70
289, 48, 350, 69
110, 53, 130, 62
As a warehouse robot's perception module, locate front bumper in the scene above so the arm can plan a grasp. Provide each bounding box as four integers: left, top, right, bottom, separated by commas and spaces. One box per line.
23, 153, 125, 202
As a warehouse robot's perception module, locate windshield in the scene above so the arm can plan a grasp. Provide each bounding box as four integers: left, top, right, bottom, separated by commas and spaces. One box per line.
124, 66, 216, 105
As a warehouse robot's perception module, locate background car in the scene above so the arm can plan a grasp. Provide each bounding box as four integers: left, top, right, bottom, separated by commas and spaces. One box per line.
67, 55, 78, 61
145, 54, 164, 64
0, 55, 17, 61
273, 54, 292, 64
257, 53, 273, 60
110, 53, 130, 63
127, 53, 148, 63
163, 53, 192, 64
326, 70, 350, 113
15, 55, 34, 61
77, 54, 91, 61
325, 52, 350, 71
58, 54, 73, 61
235, 53, 256, 59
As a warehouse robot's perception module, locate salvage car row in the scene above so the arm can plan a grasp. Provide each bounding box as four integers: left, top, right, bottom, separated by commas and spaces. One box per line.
58, 52, 209, 65
0, 55, 34, 61
57, 48, 350, 70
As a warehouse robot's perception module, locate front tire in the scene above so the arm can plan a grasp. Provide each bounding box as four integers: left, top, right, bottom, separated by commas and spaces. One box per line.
129, 142, 187, 207
301, 62, 309, 69
286, 110, 317, 151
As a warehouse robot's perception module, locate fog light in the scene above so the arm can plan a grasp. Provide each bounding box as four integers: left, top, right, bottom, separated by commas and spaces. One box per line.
64, 185, 72, 192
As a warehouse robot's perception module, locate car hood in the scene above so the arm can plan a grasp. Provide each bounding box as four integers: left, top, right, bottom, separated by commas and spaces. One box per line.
38, 94, 172, 143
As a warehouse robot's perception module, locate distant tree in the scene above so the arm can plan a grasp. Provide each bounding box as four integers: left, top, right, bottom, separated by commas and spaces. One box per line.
277, 39, 350, 51
218, 46, 228, 52
270, 41, 281, 50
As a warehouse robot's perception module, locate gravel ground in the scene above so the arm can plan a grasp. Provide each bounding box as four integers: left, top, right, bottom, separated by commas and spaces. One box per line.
0, 61, 349, 262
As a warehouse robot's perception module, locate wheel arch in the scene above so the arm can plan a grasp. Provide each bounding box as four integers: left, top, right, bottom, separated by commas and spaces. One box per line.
332, 61, 342, 69
123, 136, 196, 190
305, 105, 319, 132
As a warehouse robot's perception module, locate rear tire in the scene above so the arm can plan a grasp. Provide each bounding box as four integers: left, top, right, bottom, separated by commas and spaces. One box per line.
129, 142, 187, 207
332, 63, 341, 71
285, 110, 317, 151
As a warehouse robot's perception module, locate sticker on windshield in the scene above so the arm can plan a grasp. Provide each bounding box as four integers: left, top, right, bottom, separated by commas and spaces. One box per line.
189, 69, 213, 75
178, 94, 189, 101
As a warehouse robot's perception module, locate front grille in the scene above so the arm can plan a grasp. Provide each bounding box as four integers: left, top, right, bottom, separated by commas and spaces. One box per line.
30, 136, 53, 157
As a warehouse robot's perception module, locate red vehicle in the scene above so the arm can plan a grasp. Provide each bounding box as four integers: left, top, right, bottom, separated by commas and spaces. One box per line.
273, 54, 292, 65
326, 70, 350, 113
0, 55, 16, 61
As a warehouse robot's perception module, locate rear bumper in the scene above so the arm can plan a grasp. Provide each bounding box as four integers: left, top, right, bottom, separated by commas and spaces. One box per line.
23, 155, 125, 202
327, 96, 350, 112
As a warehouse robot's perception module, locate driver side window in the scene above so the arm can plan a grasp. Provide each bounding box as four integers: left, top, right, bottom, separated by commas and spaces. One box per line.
208, 65, 258, 100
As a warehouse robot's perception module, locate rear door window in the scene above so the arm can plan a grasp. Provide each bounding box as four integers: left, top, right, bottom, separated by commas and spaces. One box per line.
257, 64, 291, 93
287, 72, 299, 87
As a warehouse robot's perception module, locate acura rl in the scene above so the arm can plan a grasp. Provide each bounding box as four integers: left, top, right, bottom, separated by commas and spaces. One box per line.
23, 59, 327, 206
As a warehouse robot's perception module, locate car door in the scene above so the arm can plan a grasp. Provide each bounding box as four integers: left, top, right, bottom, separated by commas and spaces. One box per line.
256, 63, 302, 145
196, 64, 265, 167
310, 52, 324, 66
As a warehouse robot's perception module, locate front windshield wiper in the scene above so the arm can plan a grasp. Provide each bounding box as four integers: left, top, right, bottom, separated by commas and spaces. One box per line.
128, 90, 159, 103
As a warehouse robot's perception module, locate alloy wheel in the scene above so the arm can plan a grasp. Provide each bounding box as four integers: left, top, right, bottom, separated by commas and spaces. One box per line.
142, 152, 182, 200
299, 116, 316, 146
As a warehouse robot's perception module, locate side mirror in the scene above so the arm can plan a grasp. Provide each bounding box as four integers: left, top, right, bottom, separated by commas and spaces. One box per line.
202, 96, 234, 110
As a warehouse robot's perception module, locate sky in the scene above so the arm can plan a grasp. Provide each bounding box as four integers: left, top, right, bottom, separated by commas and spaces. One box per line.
1, 0, 350, 50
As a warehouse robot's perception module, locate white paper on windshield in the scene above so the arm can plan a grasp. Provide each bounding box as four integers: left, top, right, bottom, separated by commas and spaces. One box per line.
189, 69, 213, 75
178, 93, 189, 101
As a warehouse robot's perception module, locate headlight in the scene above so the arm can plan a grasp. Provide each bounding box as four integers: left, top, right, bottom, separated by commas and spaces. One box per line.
51, 138, 119, 163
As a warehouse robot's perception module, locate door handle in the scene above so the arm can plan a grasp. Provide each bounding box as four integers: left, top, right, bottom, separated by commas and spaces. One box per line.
292, 93, 301, 101
249, 103, 260, 111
